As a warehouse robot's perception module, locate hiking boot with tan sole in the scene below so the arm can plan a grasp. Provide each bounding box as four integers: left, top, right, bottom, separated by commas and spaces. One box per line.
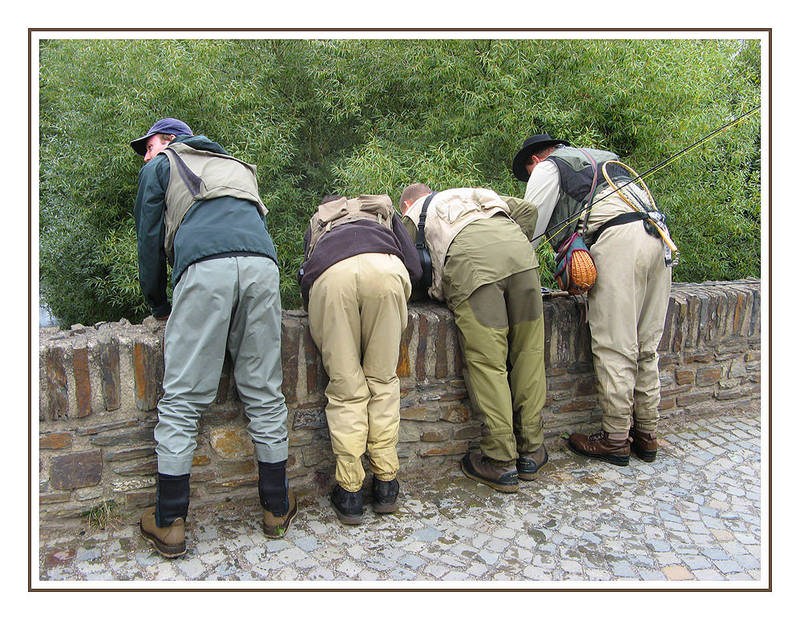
262, 489, 298, 538
139, 506, 186, 559
460, 451, 519, 493
568, 430, 630, 466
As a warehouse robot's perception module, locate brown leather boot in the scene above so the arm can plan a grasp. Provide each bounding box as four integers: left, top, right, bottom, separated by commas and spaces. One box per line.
568, 430, 630, 466
139, 506, 186, 558
630, 428, 658, 462
460, 451, 519, 493
262, 489, 298, 538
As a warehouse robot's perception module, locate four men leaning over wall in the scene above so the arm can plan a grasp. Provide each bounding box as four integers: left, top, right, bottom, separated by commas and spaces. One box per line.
127, 118, 672, 558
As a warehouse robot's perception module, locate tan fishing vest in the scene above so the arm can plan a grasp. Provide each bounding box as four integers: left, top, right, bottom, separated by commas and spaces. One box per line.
403, 188, 511, 301
306, 194, 395, 258
162, 142, 268, 264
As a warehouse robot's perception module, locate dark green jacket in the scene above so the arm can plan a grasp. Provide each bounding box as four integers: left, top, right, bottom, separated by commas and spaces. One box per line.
133, 135, 278, 317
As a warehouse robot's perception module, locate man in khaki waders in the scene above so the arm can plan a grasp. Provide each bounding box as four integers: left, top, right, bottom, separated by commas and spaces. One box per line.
299, 194, 421, 524
512, 133, 672, 465
400, 185, 548, 494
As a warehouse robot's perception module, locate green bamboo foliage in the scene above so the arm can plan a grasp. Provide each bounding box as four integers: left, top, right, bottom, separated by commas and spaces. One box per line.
39, 38, 761, 326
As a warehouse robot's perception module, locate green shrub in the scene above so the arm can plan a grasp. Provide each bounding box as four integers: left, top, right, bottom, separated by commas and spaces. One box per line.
39, 38, 760, 325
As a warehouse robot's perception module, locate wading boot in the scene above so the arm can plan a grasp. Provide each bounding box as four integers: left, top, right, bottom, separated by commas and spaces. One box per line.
568, 430, 630, 466
139, 473, 190, 558
630, 428, 658, 462
258, 460, 297, 538
372, 478, 400, 514
330, 484, 364, 525
460, 451, 519, 493
516, 444, 549, 481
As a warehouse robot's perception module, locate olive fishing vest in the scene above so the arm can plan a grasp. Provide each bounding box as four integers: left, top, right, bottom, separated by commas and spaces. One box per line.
306, 194, 395, 258
545, 146, 619, 251
403, 188, 511, 301
162, 142, 268, 264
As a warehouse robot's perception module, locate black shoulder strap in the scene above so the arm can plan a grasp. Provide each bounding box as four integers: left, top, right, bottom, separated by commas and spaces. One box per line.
416, 192, 438, 249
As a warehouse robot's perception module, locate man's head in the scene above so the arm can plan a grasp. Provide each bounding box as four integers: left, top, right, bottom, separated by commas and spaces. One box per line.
512, 133, 570, 182
130, 117, 193, 160
400, 183, 433, 213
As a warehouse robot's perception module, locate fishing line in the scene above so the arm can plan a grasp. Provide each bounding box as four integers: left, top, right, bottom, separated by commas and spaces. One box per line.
533, 106, 760, 247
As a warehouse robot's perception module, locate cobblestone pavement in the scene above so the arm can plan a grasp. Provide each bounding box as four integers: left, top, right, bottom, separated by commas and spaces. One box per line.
37, 408, 763, 586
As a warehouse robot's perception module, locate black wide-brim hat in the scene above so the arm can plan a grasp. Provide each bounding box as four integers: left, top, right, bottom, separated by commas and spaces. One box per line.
512, 133, 570, 182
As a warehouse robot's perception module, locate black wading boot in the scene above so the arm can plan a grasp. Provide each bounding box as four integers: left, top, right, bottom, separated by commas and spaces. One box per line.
330, 484, 364, 525
139, 472, 190, 558
258, 460, 297, 538
372, 478, 400, 514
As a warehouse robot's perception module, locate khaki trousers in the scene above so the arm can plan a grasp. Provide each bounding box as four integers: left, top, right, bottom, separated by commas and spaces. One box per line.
452, 268, 546, 463
587, 218, 671, 434
308, 253, 411, 492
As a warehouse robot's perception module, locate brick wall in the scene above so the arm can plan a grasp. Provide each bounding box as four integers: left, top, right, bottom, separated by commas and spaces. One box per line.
38, 280, 761, 523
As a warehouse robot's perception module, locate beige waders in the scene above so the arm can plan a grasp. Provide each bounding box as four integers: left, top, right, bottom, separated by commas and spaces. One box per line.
308, 253, 411, 492
585, 197, 672, 435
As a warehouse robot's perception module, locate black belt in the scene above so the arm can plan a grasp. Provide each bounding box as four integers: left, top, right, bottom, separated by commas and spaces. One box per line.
587, 211, 649, 247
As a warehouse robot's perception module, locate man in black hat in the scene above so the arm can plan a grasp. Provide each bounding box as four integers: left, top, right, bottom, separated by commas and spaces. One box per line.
512, 133, 672, 467
130, 118, 295, 557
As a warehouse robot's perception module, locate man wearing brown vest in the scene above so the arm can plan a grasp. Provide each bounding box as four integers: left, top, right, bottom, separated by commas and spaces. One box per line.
299, 194, 421, 524
400, 185, 548, 494
130, 118, 294, 557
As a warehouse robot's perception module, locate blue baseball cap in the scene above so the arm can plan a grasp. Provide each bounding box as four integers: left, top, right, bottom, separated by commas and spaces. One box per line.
130, 117, 193, 156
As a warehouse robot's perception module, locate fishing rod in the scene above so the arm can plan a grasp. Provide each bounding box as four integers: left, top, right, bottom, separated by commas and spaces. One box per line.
533, 105, 761, 247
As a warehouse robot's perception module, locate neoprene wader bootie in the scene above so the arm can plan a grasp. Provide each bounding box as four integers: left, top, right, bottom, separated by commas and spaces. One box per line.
258, 460, 297, 538
139, 473, 190, 558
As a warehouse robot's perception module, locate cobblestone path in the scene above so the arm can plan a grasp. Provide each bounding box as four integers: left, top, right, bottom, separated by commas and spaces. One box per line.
38, 408, 762, 585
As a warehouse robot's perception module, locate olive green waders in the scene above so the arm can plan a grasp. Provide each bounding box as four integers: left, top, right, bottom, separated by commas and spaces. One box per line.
453, 267, 546, 463
308, 253, 411, 492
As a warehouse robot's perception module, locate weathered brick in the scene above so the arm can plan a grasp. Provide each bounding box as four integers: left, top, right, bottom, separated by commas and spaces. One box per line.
696, 367, 723, 386
280, 316, 301, 404
88, 427, 156, 447
658, 398, 676, 411
206, 475, 258, 493
396, 320, 413, 378
421, 440, 469, 457
400, 406, 437, 422
103, 446, 155, 462
42, 347, 69, 420
439, 404, 471, 424
72, 347, 93, 418
675, 369, 695, 385
40, 491, 72, 504
111, 457, 158, 476
676, 390, 715, 407
453, 425, 482, 440
50, 450, 103, 490
97, 337, 120, 411
40, 432, 73, 450
218, 459, 255, 477
292, 407, 327, 430
209, 427, 254, 459
558, 398, 598, 413
125, 489, 156, 508
133, 340, 162, 411
77, 419, 139, 436
420, 430, 449, 442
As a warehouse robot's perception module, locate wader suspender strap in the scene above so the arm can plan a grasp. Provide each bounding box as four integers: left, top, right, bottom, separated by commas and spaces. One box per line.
589, 211, 649, 245
417, 192, 438, 289
578, 148, 599, 235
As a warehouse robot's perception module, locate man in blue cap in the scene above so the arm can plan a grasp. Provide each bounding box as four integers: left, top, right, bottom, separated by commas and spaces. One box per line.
130, 118, 295, 557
